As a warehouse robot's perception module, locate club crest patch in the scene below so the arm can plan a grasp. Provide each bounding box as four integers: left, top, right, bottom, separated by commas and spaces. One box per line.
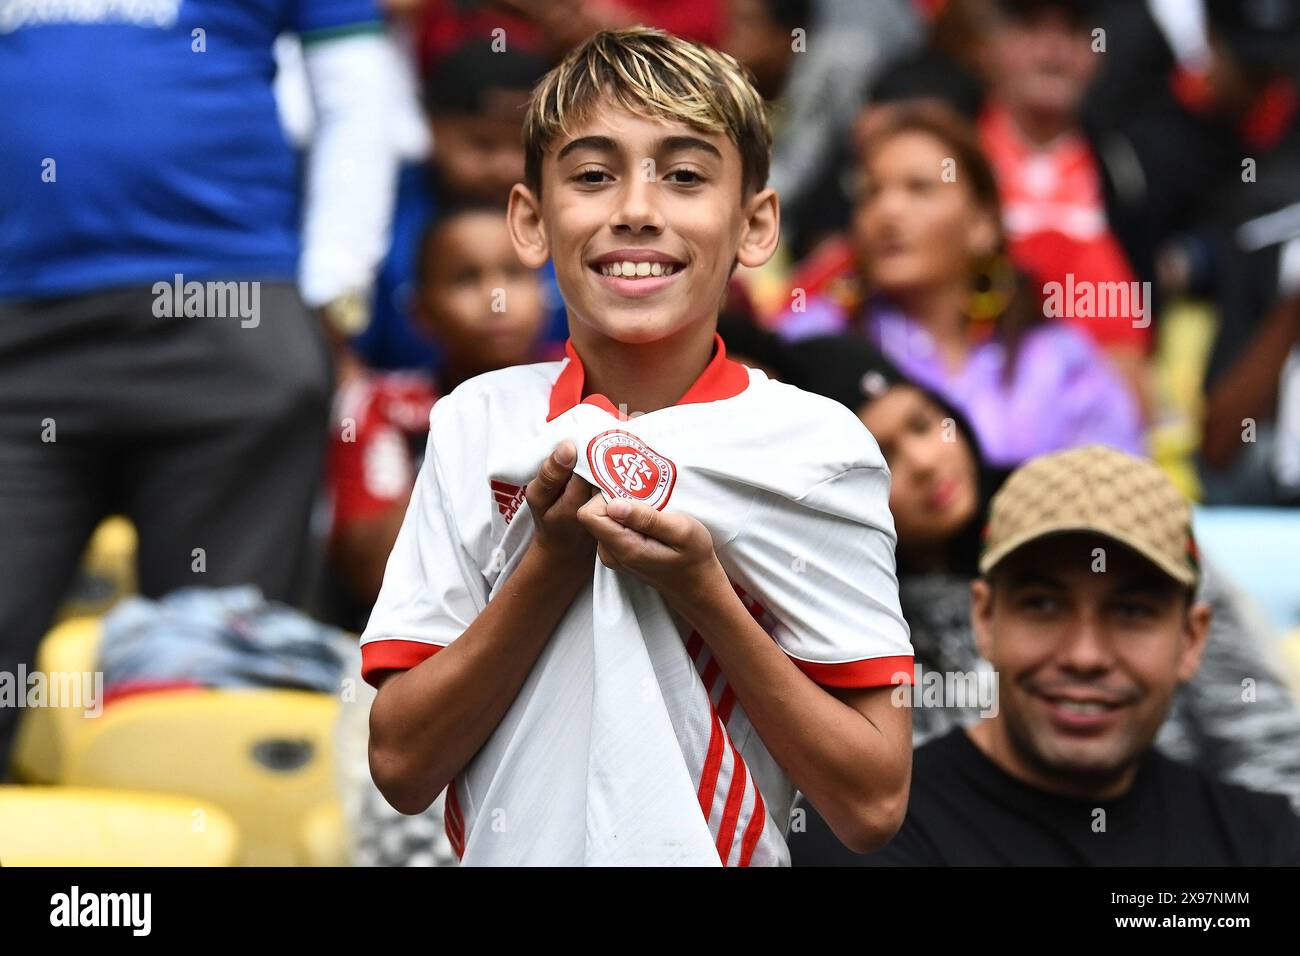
586, 429, 676, 511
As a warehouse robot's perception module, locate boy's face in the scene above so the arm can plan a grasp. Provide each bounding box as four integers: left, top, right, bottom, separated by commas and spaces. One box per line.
970, 535, 1210, 787
416, 210, 545, 375
507, 103, 779, 347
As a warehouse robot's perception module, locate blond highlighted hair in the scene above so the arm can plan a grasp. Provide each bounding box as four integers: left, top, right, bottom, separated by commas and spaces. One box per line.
522, 27, 772, 197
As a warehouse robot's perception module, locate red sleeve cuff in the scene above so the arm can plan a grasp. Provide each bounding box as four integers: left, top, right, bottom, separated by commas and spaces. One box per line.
789, 654, 914, 688
361, 639, 445, 688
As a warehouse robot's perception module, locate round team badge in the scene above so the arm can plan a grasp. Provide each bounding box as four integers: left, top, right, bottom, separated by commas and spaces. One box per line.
586, 429, 676, 511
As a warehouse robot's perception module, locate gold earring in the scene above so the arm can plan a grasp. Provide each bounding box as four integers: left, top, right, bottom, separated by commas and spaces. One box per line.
968, 252, 1015, 324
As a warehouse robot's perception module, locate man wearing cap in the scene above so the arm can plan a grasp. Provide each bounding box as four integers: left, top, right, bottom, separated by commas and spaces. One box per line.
800, 446, 1300, 865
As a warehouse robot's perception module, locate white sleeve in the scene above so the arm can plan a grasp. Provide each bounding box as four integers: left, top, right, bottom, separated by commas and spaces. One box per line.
359, 402, 488, 687
723, 465, 914, 688
297, 31, 408, 307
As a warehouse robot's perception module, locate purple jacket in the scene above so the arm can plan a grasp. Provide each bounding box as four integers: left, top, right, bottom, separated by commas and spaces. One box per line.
777, 296, 1145, 468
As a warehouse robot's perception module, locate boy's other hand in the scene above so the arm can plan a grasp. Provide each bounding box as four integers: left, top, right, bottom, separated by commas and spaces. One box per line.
576, 494, 723, 609
526, 441, 597, 565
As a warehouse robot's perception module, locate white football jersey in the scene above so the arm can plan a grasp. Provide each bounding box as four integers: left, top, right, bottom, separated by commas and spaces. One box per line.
360, 335, 913, 866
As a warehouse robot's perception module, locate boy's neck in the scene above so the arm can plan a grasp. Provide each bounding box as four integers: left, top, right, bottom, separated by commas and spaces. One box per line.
571, 319, 718, 416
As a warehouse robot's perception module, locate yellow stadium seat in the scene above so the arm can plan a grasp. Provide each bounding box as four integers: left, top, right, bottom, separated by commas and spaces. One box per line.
64, 688, 343, 866
1150, 299, 1217, 503
1281, 629, 1300, 698
9, 616, 104, 784
300, 800, 347, 867
58, 515, 138, 622
0, 785, 238, 866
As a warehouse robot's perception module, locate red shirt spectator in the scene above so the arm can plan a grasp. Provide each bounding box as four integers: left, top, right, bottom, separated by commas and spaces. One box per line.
979, 101, 1150, 351
416, 0, 723, 72
329, 372, 439, 536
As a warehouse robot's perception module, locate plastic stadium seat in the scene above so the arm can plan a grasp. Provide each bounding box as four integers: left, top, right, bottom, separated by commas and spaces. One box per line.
0, 786, 238, 866
300, 801, 348, 867
59, 515, 138, 622
9, 616, 104, 783
1282, 629, 1300, 698
64, 689, 344, 866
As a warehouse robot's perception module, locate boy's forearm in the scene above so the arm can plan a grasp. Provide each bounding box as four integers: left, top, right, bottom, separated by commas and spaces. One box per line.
369, 543, 590, 814
670, 560, 911, 851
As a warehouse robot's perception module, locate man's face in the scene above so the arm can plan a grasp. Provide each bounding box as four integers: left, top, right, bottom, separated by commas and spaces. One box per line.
971, 534, 1210, 789
986, 9, 1098, 122
723, 0, 796, 100
507, 103, 778, 347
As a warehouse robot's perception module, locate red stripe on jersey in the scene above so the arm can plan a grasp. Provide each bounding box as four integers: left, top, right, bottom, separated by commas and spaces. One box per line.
445, 779, 465, 860
696, 712, 725, 819
790, 654, 915, 688
685, 631, 703, 661
701, 657, 721, 693
715, 740, 748, 865
717, 684, 737, 724
360, 639, 444, 687
738, 784, 767, 867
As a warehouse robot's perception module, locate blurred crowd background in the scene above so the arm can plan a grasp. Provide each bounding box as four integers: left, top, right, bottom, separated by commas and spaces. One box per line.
1, 0, 1299, 866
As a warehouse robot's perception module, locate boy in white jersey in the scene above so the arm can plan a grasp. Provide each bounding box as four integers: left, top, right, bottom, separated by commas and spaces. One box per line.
364, 27, 914, 866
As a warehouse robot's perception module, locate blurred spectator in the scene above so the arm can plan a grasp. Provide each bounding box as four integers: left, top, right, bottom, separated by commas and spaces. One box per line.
724, 0, 922, 260
354, 38, 564, 371
775, 103, 1143, 467
0, 0, 403, 775
414, 0, 724, 70
326, 207, 547, 626
789, 336, 1300, 815
1196, 0, 1300, 504
978, 0, 1152, 412
790, 446, 1300, 864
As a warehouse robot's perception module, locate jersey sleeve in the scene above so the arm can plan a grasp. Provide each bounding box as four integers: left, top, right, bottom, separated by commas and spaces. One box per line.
294, 0, 384, 43
725, 464, 914, 689
358, 401, 488, 688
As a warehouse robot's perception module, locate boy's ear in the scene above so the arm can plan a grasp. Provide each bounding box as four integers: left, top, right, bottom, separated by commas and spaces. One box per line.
735, 187, 780, 270
507, 182, 550, 270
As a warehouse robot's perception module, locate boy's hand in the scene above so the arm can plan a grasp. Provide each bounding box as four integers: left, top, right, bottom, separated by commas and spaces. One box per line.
526, 441, 596, 566
576, 494, 724, 608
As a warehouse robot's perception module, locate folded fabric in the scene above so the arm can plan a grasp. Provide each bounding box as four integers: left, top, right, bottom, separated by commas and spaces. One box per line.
100, 586, 353, 695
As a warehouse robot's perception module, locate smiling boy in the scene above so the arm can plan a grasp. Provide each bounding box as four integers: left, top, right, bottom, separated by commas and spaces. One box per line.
363, 27, 913, 866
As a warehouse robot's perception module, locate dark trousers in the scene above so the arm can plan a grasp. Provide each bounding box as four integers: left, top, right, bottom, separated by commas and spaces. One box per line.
0, 283, 333, 774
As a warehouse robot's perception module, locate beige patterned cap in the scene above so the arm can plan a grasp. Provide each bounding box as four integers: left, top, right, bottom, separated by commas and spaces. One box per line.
979, 445, 1199, 587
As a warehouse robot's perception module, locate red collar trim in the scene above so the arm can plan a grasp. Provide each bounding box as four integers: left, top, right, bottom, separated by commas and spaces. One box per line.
546, 333, 750, 422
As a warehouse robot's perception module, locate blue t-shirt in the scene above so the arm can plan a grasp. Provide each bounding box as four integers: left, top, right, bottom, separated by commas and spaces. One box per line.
0, 0, 382, 300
